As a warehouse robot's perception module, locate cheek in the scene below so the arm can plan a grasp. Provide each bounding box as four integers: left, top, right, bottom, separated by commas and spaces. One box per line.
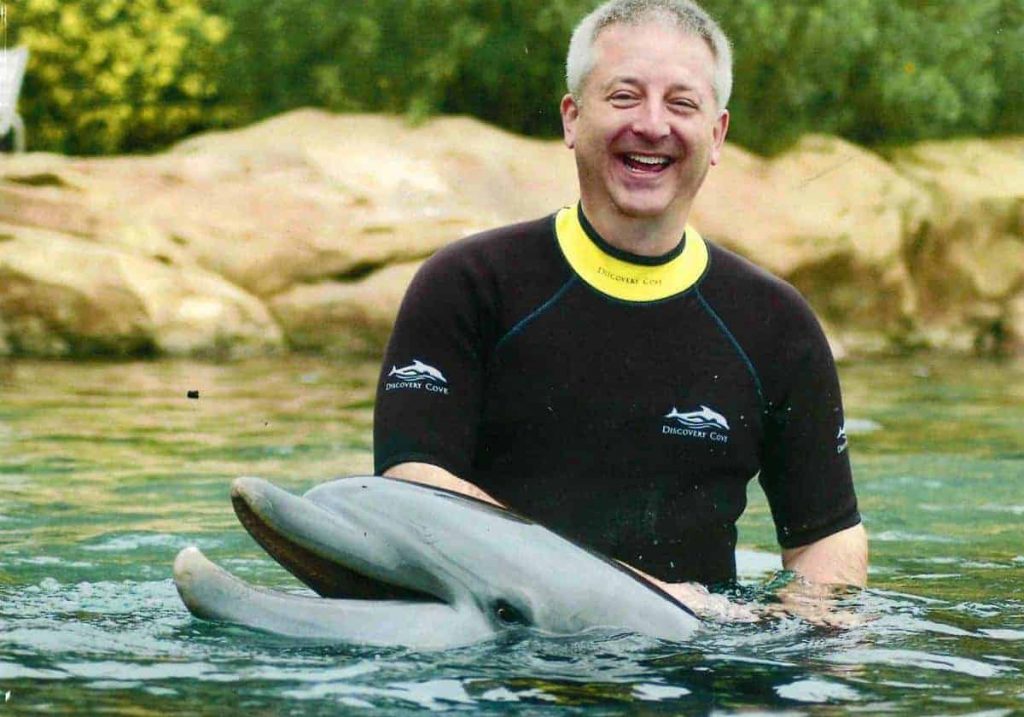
674, 122, 714, 154
578, 122, 614, 157
593, 123, 635, 160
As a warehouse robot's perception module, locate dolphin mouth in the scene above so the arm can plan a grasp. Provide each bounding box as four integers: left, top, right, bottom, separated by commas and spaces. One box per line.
173, 476, 504, 648
229, 477, 436, 603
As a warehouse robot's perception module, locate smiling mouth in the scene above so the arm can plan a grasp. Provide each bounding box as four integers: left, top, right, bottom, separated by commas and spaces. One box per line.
620, 153, 674, 174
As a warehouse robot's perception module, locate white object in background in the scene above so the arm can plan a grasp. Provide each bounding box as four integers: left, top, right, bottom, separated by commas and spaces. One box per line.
0, 45, 29, 152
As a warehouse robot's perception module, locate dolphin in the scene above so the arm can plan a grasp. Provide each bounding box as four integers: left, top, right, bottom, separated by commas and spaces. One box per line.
173, 476, 700, 649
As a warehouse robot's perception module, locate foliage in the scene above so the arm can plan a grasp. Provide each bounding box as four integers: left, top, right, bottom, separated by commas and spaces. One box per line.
8, 0, 1024, 155
991, 0, 1024, 133
210, 0, 1022, 154
710, 0, 1008, 151
9, 0, 229, 154
206, 0, 491, 123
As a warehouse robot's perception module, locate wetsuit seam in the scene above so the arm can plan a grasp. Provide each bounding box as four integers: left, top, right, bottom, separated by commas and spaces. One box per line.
495, 276, 578, 352
695, 288, 765, 408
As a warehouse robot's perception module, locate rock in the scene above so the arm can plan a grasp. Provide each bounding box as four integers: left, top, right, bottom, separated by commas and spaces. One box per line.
0, 110, 1020, 357
0, 316, 10, 356
1010, 292, 1024, 355
888, 138, 1024, 354
270, 262, 422, 356
696, 135, 939, 354
0, 223, 283, 357
160, 111, 578, 296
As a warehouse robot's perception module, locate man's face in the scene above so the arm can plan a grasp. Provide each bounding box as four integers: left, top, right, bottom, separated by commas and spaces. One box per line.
561, 21, 729, 225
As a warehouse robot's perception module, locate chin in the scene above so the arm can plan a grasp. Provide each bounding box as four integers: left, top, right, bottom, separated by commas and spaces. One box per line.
611, 195, 676, 219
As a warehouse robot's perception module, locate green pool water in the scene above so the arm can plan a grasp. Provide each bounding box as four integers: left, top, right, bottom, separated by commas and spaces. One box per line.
0, 356, 1021, 715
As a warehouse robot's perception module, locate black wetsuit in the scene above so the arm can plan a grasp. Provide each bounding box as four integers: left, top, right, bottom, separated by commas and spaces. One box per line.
374, 204, 860, 585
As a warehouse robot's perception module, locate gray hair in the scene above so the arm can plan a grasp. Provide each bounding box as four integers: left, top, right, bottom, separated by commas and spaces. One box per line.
566, 0, 733, 110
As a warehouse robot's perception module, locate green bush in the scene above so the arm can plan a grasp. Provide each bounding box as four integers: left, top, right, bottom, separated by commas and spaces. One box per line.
211, 0, 1023, 154
991, 0, 1024, 133
709, 0, 1008, 151
207, 0, 491, 124
9, 0, 1024, 155
10, 0, 229, 154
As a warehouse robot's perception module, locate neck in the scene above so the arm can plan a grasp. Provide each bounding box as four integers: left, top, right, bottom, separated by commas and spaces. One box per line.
579, 199, 692, 257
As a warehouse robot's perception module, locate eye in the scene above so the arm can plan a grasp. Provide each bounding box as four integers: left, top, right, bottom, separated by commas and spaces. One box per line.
609, 92, 639, 106
669, 98, 698, 112
493, 599, 528, 626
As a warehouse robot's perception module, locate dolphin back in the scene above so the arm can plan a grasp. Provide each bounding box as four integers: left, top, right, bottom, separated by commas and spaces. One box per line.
302, 477, 701, 641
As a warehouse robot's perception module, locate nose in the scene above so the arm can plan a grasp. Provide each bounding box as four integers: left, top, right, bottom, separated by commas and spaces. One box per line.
630, 100, 671, 141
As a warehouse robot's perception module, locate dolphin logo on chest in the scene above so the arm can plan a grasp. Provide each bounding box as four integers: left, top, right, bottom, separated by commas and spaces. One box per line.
664, 405, 730, 431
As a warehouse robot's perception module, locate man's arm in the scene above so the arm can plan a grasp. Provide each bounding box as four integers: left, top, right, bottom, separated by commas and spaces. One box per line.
385, 462, 760, 621
384, 462, 503, 506
781, 523, 868, 587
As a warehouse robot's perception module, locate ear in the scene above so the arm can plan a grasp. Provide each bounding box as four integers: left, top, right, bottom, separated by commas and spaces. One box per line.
560, 94, 580, 150
709, 109, 730, 166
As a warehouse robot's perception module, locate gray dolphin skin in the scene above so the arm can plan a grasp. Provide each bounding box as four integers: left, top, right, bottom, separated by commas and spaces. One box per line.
173, 476, 700, 649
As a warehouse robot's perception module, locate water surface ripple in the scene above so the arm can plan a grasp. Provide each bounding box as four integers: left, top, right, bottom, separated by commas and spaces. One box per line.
1, 357, 1021, 714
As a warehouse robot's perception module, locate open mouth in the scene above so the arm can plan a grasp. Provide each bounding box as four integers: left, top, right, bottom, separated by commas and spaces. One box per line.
620, 153, 674, 174
231, 485, 432, 602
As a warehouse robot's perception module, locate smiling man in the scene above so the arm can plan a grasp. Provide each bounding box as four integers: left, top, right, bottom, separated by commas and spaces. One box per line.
373, 0, 867, 610
562, 12, 728, 256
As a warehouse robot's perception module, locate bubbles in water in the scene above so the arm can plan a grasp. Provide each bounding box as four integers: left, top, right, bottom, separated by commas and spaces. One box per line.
775, 677, 862, 703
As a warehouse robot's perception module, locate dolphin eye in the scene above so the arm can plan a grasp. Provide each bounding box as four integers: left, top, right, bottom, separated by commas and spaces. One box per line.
493, 599, 528, 626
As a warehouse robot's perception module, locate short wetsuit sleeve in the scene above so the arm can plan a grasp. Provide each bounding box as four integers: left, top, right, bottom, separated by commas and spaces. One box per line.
758, 290, 861, 549
373, 244, 493, 479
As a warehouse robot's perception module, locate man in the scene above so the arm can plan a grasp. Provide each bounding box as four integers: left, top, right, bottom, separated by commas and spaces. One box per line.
373, 0, 867, 613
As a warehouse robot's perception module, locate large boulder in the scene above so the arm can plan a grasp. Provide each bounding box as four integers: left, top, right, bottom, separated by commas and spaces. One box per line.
888, 138, 1024, 353
270, 262, 422, 356
0, 109, 1020, 358
694, 135, 934, 355
158, 111, 578, 296
0, 223, 282, 357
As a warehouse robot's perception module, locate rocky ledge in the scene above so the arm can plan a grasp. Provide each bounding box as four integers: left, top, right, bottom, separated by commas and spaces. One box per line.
1, 109, 1021, 359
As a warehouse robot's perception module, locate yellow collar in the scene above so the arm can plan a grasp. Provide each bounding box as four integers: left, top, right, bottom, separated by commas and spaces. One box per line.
555, 204, 709, 302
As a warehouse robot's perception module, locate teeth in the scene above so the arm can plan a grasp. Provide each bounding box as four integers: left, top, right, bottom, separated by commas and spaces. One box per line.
626, 154, 670, 166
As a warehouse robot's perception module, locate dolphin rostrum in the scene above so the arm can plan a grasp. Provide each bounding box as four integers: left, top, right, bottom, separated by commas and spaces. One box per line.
173, 476, 700, 649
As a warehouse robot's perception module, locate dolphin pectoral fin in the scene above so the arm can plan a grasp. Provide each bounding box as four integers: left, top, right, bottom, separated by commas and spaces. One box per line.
172, 547, 492, 649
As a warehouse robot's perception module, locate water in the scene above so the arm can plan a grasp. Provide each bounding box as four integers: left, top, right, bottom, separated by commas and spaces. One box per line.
0, 357, 1021, 715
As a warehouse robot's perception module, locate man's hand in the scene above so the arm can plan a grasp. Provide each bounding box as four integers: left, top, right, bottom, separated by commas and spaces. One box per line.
656, 580, 760, 623
768, 523, 869, 628
621, 564, 758, 623
760, 576, 868, 629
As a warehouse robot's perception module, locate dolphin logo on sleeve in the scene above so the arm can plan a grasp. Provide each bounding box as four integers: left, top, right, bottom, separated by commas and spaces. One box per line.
388, 360, 447, 385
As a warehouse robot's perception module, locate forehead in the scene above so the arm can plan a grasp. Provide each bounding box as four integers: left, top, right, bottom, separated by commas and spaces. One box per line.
589, 20, 716, 91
